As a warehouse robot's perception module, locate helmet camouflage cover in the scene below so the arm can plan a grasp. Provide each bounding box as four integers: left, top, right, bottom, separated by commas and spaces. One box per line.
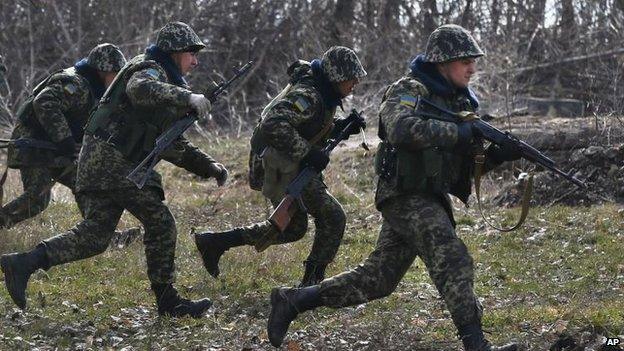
156, 21, 206, 53
321, 46, 367, 83
87, 43, 127, 72
424, 24, 485, 63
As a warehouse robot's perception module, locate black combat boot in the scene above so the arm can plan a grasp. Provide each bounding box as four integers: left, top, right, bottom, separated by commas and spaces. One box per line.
459, 323, 519, 351
299, 261, 327, 287
267, 285, 322, 347
0, 244, 49, 309
151, 283, 212, 318
194, 229, 244, 278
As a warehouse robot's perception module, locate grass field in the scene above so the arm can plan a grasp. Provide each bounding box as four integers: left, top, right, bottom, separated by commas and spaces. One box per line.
0, 132, 622, 350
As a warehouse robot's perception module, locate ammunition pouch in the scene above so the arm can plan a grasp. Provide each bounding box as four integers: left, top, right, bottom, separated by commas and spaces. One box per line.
376, 141, 461, 195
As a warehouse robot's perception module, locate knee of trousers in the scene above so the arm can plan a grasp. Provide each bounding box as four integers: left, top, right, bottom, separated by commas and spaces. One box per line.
316, 203, 346, 233
142, 208, 177, 243
428, 236, 475, 286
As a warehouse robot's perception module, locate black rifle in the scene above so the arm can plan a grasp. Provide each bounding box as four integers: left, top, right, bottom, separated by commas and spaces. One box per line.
0, 137, 58, 151
415, 97, 586, 189
127, 61, 254, 189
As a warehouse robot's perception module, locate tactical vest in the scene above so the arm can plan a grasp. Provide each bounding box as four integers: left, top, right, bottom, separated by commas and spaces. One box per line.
14, 68, 92, 143
248, 81, 335, 192
375, 84, 474, 200
250, 81, 335, 155
84, 55, 180, 164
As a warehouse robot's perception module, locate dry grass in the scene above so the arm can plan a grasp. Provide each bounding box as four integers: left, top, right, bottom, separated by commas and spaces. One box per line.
0, 131, 621, 350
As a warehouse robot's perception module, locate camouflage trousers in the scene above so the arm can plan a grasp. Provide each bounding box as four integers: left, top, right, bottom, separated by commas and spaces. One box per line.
0, 165, 78, 229
318, 193, 482, 328
42, 186, 177, 284
240, 176, 346, 265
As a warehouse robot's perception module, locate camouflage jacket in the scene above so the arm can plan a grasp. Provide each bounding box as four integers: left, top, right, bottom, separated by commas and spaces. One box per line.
8, 68, 93, 168
259, 60, 337, 162
75, 54, 217, 196
375, 73, 500, 210
255, 60, 338, 199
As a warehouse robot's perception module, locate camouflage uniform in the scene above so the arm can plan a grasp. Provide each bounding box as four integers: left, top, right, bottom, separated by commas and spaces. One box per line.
1, 23, 221, 317
267, 25, 519, 351
0, 44, 126, 229
195, 46, 366, 286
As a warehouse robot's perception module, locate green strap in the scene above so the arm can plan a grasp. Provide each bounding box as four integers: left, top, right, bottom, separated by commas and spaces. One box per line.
473, 153, 533, 232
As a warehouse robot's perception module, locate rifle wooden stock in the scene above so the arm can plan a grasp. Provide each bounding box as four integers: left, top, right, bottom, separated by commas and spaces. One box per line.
268, 195, 298, 232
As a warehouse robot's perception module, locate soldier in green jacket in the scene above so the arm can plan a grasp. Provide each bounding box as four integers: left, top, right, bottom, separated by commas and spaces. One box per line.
194, 46, 367, 287
267, 25, 520, 351
0, 44, 126, 229
1, 22, 227, 318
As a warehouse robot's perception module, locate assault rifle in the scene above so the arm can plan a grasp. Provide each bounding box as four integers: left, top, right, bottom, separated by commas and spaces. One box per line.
268, 110, 364, 233
127, 61, 254, 189
415, 97, 586, 189
0, 137, 58, 151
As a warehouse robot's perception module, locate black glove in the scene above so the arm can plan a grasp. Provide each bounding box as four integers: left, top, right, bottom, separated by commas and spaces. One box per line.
456, 121, 475, 147
486, 140, 522, 163
335, 110, 366, 138
55, 137, 78, 157
300, 149, 330, 172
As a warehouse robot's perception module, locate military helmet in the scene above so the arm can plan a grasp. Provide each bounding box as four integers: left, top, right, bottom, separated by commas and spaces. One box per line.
424, 24, 485, 63
321, 46, 367, 83
156, 21, 205, 53
86, 43, 127, 72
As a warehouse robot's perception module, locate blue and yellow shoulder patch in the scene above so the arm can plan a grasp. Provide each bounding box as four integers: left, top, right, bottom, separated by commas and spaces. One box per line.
399, 95, 417, 108
63, 83, 77, 95
144, 68, 161, 80
293, 97, 311, 113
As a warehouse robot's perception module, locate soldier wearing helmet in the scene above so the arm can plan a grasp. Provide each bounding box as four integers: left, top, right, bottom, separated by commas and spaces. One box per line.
1, 22, 226, 319
194, 46, 367, 287
266, 25, 520, 351
0, 43, 126, 229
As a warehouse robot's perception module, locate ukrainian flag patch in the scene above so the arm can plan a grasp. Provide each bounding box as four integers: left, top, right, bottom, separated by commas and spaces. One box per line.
293, 97, 310, 112
63, 83, 77, 95
145, 68, 161, 80
399, 95, 417, 108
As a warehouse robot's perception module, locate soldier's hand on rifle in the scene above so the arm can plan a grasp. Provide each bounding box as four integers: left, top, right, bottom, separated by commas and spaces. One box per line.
207, 162, 228, 187
189, 93, 212, 120
300, 149, 330, 172
456, 120, 481, 147
335, 110, 366, 138
486, 140, 522, 163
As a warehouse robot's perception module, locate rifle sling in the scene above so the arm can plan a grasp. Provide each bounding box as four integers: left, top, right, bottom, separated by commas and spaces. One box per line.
473, 153, 533, 232
308, 120, 333, 146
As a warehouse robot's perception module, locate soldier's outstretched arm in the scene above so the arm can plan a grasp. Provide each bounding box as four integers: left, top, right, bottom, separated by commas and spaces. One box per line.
126, 66, 191, 108
32, 80, 85, 143
259, 92, 320, 162
161, 136, 224, 179
380, 78, 459, 150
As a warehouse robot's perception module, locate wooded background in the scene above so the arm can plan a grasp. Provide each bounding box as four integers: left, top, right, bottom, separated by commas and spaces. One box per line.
0, 0, 623, 133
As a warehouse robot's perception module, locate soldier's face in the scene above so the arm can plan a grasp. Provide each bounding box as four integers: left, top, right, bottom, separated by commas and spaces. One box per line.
438, 58, 477, 89
172, 51, 199, 75
336, 78, 359, 97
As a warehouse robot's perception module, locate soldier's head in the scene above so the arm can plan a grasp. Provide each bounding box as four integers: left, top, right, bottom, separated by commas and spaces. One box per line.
425, 24, 484, 89
87, 43, 127, 87
156, 21, 205, 75
321, 46, 367, 97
